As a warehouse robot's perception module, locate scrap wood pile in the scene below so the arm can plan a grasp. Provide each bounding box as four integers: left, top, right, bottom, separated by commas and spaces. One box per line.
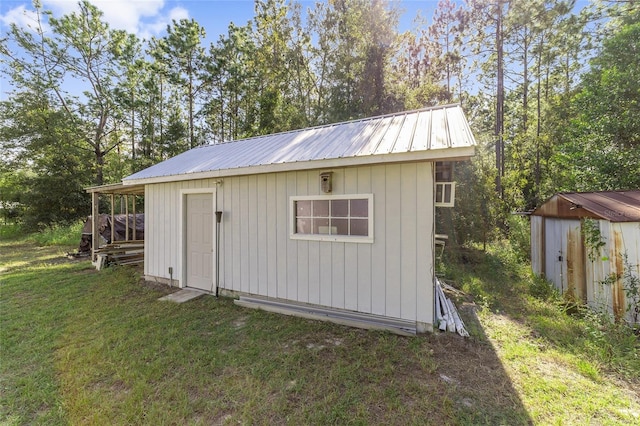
93, 241, 144, 269
435, 278, 469, 337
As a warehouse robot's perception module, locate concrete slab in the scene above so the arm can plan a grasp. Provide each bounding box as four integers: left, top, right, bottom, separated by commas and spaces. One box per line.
158, 288, 207, 303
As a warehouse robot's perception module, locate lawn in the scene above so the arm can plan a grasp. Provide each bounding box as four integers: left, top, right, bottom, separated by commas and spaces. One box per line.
1, 233, 639, 425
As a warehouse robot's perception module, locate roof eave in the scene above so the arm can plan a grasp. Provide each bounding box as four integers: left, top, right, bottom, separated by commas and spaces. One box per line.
123, 146, 475, 186
85, 182, 145, 195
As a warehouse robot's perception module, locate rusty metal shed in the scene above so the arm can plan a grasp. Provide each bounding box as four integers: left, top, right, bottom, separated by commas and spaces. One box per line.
531, 190, 640, 324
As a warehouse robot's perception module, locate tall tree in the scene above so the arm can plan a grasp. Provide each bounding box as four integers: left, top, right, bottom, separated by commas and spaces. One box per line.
205, 22, 258, 141
308, 0, 400, 122
0, 91, 92, 228
0, 0, 137, 185
428, 0, 467, 101
553, 6, 640, 191
151, 18, 208, 148
467, 0, 508, 197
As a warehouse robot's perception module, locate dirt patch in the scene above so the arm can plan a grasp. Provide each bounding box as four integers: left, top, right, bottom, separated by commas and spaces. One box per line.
138, 278, 179, 295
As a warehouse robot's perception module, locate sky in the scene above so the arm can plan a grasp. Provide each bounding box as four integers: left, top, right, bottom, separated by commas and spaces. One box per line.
0, 0, 440, 100
0, 0, 436, 45
0, 0, 591, 101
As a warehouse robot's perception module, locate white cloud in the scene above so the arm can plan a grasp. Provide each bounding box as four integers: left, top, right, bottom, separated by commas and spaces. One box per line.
167, 6, 188, 22
0, 0, 187, 39
138, 6, 189, 40
0, 5, 50, 33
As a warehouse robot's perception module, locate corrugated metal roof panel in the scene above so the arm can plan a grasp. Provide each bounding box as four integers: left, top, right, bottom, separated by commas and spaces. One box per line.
430, 108, 449, 150
533, 190, 640, 222
124, 104, 476, 183
362, 116, 394, 155
393, 113, 418, 153
410, 110, 431, 152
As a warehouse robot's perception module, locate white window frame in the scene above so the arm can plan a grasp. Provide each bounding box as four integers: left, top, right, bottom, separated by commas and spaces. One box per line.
435, 181, 456, 207
290, 194, 374, 243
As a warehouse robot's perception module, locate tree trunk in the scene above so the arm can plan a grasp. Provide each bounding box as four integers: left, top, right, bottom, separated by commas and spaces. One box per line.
189, 71, 195, 148
495, 1, 505, 197
95, 148, 104, 186
131, 90, 136, 160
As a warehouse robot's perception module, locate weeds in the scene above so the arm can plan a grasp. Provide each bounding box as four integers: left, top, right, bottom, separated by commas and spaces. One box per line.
0, 221, 83, 247
29, 221, 84, 247
0, 223, 23, 240
529, 274, 558, 301
621, 253, 640, 326
444, 240, 640, 381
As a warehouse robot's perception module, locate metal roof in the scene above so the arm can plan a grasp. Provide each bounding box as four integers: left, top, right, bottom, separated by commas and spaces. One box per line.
124, 104, 476, 185
532, 190, 640, 222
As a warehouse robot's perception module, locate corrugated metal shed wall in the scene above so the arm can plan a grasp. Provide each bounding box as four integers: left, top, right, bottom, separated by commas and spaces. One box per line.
144, 162, 435, 326
532, 216, 640, 324
530, 215, 544, 276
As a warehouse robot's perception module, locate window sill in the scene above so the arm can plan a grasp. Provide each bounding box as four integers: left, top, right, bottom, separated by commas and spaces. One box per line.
290, 233, 374, 244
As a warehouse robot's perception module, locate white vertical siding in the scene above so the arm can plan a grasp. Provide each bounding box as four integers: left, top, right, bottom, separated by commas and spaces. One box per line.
144, 178, 221, 285
416, 163, 434, 326
356, 167, 373, 314
296, 172, 309, 304
344, 167, 359, 312
384, 165, 402, 318
276, 173, 288, 298
145, 162, 435, 325
400, 163, 418, 321
247, 176, 259, 295
266, 174, 278, 297
370, 165, 387, 316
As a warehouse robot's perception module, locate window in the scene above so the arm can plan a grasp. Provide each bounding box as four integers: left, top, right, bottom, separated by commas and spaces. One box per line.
290, 194, 373, 243
435, 161, 456, 207
435, 182, 456, 207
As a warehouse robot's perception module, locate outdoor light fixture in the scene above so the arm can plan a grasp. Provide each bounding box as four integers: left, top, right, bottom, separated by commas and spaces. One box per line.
320, 172, 333, 193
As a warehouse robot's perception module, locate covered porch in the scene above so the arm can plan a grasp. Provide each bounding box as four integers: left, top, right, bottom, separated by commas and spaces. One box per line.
85, 182, 145, 268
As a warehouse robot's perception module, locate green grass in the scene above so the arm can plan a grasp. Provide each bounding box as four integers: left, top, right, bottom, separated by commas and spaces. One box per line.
1, 235, 639, 425
0, 221, 84, 247
441, 241, 640, 424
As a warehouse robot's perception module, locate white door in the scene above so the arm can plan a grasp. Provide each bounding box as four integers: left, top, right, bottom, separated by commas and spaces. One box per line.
186, 193, 214, 291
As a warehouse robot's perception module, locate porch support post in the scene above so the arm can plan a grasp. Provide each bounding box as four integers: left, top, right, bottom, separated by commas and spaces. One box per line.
91, 191, 100, 261
110, 194, 115, 243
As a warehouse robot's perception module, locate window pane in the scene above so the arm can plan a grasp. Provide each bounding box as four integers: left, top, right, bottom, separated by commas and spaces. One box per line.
350, 219, 368, 236
314, 218, 330, 234
332, 218, 348, 235
350, 199, 368, 217
331, 199, 349, 217
444, 184, 452, 203
313, 200, 329, 217
296, 218, 311, 234
435, 184, 443, 203
297, 200, 311, 217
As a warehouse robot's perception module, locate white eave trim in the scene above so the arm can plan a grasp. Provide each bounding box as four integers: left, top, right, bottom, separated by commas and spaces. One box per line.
123, 146, 475, 186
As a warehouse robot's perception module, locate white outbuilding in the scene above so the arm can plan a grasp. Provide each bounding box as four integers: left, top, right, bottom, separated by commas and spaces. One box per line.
120, 104, 477, 333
